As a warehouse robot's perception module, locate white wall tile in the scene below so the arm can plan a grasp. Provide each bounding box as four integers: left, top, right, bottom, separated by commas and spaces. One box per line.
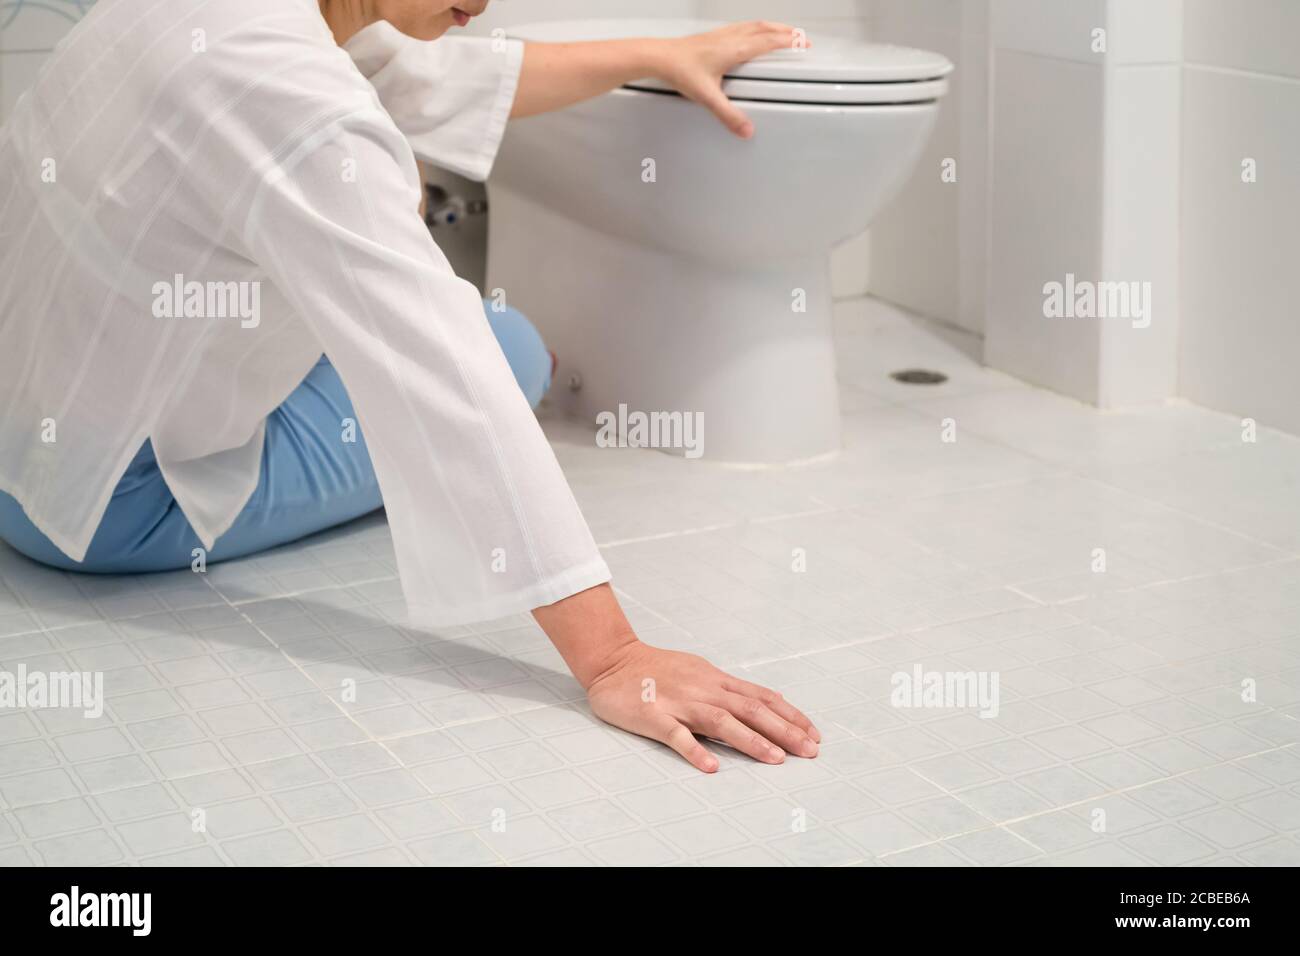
865, 0, 964, 327
699, 0, 871, 24
1106, 0, 1182, 65
984, 2, 1187, 408
957, 0, 991, 334
832, 229, 872, 299
985, 50, 1106, 404
1179, 67, 1300, 433
696, 0, 873, 39
1184, 0, 1300, 79
469, 0, 700, 35
990, 0, 1108, 64
867, 0, 990, 333
865, 96, 961, 322
1098, 64, 1181, 406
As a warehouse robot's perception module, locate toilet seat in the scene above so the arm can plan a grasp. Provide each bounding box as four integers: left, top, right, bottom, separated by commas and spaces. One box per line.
629, 76, 950, 106
506, 19, 953, 106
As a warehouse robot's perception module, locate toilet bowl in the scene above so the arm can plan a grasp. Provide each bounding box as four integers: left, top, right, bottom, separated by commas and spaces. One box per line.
488, 19, 952, 464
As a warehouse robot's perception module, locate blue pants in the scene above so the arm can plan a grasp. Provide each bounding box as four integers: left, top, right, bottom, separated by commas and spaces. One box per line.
0, 303, 552, 574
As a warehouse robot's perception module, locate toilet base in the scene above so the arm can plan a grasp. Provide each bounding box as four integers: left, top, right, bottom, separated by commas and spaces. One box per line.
487, 189, 843, 466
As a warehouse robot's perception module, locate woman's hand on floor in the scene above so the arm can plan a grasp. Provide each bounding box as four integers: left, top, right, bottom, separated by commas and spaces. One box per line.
584, 641, 821, 772
656, 21, 808, 139
533, 584, 818, 772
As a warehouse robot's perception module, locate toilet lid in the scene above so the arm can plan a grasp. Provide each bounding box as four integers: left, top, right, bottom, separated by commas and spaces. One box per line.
505, 19, 953, 104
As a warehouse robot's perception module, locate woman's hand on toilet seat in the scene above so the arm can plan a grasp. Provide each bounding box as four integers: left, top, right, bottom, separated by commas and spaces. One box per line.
656, 21, 808, 140
512, 21, 804, 140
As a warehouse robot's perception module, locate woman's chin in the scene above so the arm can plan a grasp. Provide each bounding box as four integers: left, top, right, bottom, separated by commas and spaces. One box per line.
396, 15, 454, 42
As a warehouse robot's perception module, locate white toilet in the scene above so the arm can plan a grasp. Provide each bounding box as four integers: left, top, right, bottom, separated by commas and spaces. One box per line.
488, 19, 952, 464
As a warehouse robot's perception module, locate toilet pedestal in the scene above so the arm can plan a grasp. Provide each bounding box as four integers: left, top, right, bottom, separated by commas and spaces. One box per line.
487, 188, 842, 465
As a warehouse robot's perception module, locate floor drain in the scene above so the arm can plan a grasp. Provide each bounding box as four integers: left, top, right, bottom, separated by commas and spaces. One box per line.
891, 369, 948, 385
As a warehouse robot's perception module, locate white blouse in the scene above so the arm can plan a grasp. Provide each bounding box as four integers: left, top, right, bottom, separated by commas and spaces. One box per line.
0, 0, 610, 626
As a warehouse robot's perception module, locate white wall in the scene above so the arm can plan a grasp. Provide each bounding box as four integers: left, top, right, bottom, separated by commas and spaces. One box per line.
980, 0, 1300, 433
696, 0, 871, 39
1178, 0, 1300, 434
467, 0, 697, 35
985, 0, 1108, 405
984, 0, 1183, 408
866, 0, 986, 334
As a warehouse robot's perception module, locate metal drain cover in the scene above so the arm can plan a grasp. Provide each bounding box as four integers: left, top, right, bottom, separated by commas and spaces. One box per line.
891, 369, 948, 385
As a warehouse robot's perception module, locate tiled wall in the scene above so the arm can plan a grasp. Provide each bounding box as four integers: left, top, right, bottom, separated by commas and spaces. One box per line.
467, 0, 698, 34
984, 0, 1183, 408
864, 0, 986, 334
985, 0, 1109, 405
981, 0, 1299, 433
696, 0, 871, 39
1178, 0, 1300, 434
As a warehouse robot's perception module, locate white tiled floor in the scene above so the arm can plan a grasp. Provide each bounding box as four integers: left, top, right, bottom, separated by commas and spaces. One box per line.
2, 297, 1299, 867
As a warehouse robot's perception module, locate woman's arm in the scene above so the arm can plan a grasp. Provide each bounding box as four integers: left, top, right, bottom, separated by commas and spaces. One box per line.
511, 20, 805, 139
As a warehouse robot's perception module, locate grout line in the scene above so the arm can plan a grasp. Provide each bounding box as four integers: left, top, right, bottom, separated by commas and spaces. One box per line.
875, 741, 1299, 863
596, 507, 839, 551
